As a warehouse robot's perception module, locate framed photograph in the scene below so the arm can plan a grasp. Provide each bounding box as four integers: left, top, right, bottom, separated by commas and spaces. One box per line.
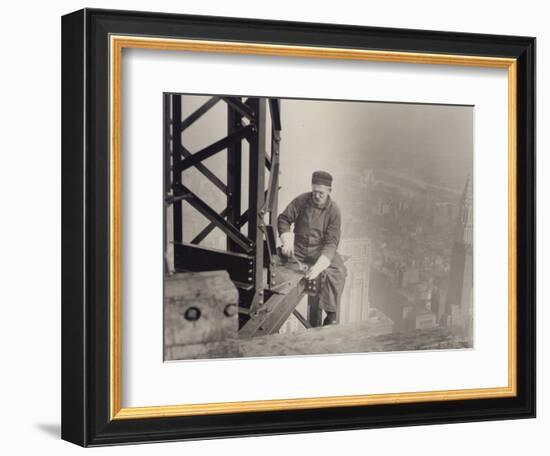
61, 8, 535, 446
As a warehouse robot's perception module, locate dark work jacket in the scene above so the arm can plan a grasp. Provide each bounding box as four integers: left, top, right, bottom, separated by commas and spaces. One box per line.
277, 192, 342, 263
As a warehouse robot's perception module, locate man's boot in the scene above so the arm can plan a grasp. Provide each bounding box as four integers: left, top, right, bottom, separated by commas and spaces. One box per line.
323, 311, 337, 326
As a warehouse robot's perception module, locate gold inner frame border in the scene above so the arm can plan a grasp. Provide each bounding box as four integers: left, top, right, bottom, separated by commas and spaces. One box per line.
109, 35, 517, 420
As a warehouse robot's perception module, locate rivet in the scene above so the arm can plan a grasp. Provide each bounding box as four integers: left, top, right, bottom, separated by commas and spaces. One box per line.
183, 307, 201, 322
224, 303, 237, 317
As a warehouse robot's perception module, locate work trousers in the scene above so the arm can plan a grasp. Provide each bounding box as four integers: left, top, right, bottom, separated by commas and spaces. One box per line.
297, 252, 347, 313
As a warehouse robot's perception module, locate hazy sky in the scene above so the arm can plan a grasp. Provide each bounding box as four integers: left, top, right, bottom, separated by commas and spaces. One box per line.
281, 98, 472, 192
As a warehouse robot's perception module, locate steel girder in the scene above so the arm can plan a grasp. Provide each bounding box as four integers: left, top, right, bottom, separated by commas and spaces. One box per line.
165, 94, 283, 322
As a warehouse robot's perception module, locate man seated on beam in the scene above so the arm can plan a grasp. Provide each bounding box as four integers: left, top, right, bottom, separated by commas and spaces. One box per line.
277, 171, 347, 326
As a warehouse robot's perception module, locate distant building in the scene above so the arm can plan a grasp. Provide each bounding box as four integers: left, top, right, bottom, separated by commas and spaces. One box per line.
442, 175, 473, 341
369, 267, 416, 332
338, 238, 372, 324
411, 310, 438, 330
433, 202, 457, 226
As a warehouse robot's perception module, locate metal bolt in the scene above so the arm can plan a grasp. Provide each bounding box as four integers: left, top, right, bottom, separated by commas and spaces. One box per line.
183, 307, 201, 322
224, 304, 237, 317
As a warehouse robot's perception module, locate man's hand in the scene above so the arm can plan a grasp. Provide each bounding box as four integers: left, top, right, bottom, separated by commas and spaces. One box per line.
306, 255, 330, 279
280, 232, 294, 257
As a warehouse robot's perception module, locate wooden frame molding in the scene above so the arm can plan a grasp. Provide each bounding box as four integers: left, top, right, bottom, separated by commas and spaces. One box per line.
109, 35, 518, 421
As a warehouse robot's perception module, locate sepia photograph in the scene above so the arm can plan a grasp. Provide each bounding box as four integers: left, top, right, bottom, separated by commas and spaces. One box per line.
163, 94, 474, 361
59, 6, 536, 447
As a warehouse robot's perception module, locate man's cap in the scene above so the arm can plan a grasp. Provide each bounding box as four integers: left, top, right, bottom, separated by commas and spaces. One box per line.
312, 171, 333, 187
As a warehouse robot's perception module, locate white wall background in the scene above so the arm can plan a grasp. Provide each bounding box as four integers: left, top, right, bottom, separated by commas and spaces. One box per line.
0, 0, 545, 454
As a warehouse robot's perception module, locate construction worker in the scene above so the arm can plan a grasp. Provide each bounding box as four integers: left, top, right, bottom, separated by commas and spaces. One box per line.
277, 171, 347, 325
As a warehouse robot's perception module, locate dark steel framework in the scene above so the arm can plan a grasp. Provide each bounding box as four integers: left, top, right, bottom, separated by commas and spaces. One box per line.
165, 94, 310, 334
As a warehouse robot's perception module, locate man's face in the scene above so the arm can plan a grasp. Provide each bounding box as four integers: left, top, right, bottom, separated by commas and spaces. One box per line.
311, 184, 331, 206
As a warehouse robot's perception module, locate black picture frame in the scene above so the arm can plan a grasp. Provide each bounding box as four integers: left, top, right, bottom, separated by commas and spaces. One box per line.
62, 8, 535, 447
